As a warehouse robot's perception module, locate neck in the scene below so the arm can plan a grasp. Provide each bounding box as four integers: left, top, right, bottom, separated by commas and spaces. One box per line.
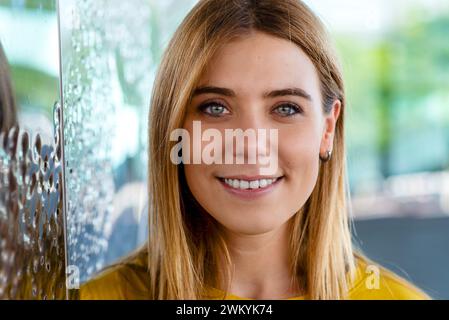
219, 221, 302, 299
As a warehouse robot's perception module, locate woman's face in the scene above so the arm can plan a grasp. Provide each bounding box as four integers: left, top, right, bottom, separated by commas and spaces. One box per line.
182, 31, 340, 235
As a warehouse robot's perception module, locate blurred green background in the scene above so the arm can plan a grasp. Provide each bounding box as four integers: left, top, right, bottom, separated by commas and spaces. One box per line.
337, 7, 449, 190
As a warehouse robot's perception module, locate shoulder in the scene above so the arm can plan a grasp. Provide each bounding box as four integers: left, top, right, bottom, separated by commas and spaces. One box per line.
79, 249, 150, 300
348, 257, 431, 300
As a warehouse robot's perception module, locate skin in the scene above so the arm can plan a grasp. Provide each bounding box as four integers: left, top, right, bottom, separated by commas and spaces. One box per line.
183, 30, 341, 299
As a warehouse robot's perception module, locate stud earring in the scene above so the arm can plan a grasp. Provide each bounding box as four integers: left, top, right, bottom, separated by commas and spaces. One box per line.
320, 150, 332, 162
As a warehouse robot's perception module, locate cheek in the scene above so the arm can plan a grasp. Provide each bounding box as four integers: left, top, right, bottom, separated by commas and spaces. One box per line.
184, 164, 202, 195
182, 120, 219, 214
278, 125, 321, 196
280, 129, 320, 166
183, 163, 216, 214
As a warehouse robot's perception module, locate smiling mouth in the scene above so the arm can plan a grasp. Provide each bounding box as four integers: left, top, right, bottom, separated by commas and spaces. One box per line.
216, 176, 284, 190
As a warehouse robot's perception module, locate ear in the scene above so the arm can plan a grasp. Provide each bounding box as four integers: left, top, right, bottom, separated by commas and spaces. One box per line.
320, 100, 341, 156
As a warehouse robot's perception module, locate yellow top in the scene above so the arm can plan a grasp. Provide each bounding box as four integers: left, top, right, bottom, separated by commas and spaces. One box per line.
79, 251, 431, 300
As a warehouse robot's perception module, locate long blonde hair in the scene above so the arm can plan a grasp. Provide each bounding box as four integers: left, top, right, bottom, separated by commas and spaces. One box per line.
147, 0, 356, 299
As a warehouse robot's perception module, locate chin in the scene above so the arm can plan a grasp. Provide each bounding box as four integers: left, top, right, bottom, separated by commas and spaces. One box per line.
219, 211, 288, 236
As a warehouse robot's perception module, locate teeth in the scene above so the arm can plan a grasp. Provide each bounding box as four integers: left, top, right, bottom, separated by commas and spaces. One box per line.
249, 180, 259, 189
223, 178, 278, 190
240, 180, 249, 189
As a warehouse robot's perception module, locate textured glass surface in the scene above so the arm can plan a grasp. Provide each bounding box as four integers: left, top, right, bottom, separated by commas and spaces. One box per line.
59, 0, 199, 285
60, 0, 150, 284
0, 0, 65, 300
0, 105, 66, 300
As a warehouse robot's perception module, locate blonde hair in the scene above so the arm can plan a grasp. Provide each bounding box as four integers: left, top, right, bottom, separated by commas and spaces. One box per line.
147, 0, 357, 299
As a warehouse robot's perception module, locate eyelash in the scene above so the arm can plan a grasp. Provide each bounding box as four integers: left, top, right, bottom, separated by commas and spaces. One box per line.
198, 101, 230, 117
198, 101, 304, 117
272, 103, 304, 117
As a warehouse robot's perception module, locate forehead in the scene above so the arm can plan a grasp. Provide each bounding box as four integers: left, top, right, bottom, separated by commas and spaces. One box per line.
198, 31, 321, 99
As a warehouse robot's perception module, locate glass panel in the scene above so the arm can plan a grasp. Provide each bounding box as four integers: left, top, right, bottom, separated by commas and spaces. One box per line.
59, 0, 197, 290
0, 0, 65, 299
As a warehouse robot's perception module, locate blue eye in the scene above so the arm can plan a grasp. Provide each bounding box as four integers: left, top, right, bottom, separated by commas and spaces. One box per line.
273, 103, 303, 117
199, 102, 230, 117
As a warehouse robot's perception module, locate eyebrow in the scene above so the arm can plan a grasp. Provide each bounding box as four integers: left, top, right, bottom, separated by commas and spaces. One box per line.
192, 86, 312, 101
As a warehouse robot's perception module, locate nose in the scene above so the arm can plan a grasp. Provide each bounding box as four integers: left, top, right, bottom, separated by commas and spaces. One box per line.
224, 105, 273, 165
